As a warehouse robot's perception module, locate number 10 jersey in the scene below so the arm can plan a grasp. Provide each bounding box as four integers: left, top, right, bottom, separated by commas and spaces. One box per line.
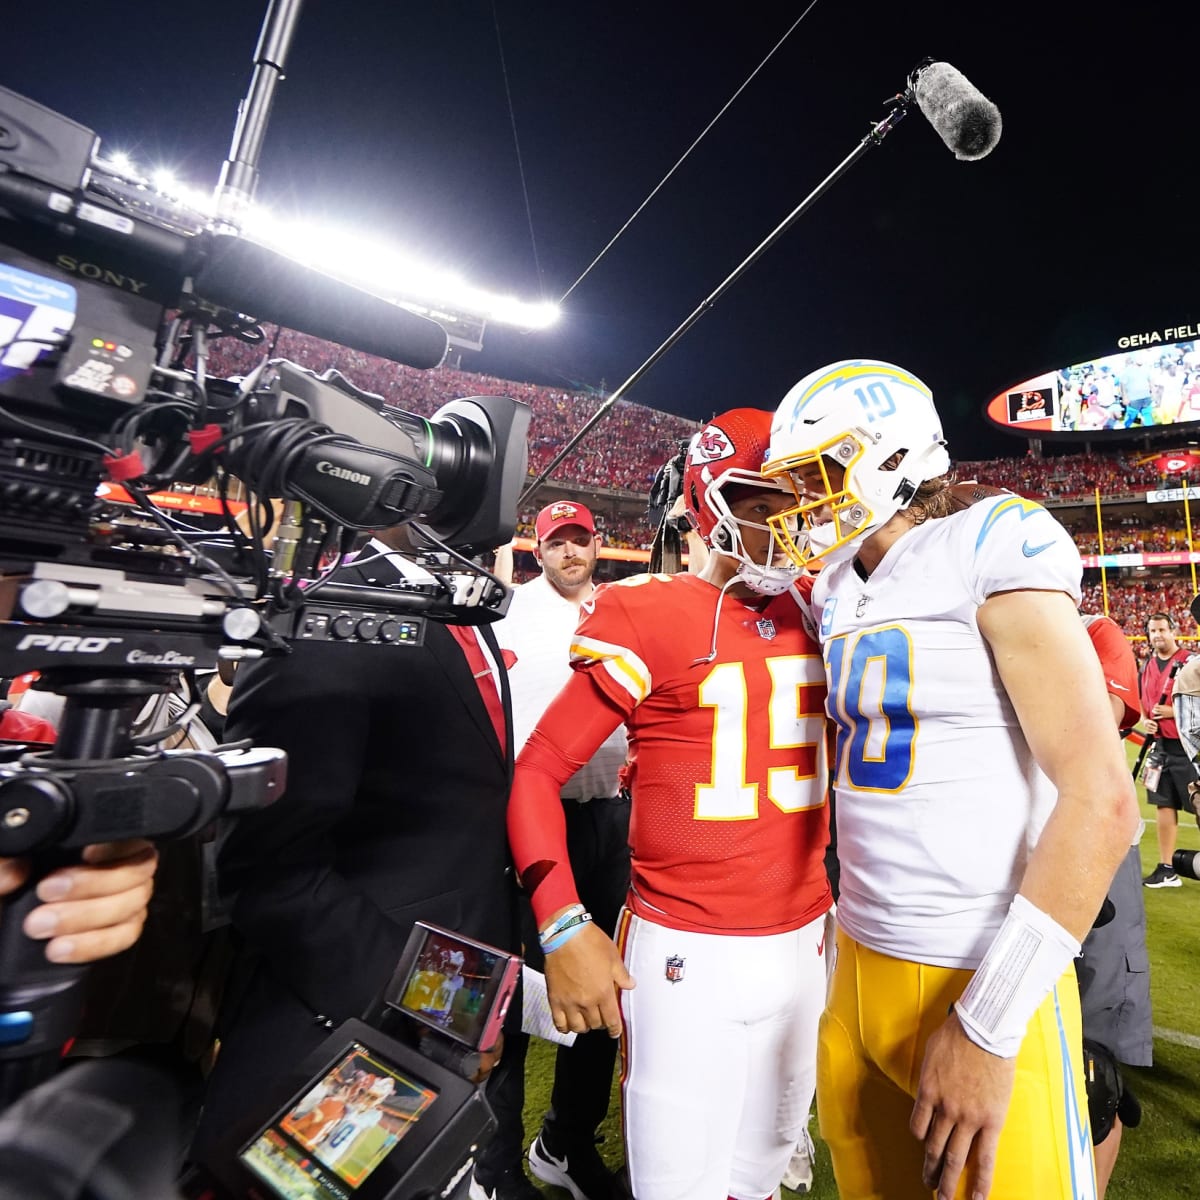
810, 495, 1083, 969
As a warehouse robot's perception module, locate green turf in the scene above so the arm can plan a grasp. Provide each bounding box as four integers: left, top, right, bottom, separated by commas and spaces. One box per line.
521, 748, 1200, 1198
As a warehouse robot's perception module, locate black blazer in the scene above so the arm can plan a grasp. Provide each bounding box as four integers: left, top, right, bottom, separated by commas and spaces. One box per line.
192, 551, 517, 1156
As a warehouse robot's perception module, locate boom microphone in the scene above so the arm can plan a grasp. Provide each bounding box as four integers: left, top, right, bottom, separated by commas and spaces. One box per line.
910, 60, 1002, 161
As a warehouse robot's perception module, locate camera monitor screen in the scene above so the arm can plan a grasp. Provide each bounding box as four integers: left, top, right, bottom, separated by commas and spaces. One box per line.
239, 1042, 437, 1200
386, 922, 518, 1050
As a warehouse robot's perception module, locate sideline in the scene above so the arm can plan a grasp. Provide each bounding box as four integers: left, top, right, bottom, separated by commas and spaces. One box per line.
1153, 1024, 1200, 1050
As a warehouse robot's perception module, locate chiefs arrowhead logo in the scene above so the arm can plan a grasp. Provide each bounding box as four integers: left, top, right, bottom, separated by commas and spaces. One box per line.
690, 424, 735, 464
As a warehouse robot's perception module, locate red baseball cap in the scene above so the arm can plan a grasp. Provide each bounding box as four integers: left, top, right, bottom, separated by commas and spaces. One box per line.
535, 500, 595, 542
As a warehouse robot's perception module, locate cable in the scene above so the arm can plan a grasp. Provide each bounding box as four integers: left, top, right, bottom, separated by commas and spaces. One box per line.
557, 1, 823, 305
492, 0, 544, 297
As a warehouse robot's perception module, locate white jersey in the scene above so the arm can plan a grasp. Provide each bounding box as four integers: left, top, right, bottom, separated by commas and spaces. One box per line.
499, 573, 627, 800
812, 494, 1082, 969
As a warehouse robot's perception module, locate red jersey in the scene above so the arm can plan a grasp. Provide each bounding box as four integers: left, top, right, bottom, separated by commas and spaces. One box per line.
568, 572, 830, 935
1081, 614, 1139, 730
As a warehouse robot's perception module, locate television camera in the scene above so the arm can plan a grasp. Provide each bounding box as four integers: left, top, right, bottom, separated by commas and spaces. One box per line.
0, 6, 530, 1189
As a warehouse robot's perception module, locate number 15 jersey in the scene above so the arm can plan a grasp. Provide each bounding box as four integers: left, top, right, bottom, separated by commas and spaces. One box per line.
570, 572, 831, 935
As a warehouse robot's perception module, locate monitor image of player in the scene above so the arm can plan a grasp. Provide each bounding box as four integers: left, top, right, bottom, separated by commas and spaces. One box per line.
387, 923, 519, 1050
239, 1043, 437, 1200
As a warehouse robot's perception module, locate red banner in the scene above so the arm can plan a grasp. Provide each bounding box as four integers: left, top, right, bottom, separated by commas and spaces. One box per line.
1152, 451, 1200, 475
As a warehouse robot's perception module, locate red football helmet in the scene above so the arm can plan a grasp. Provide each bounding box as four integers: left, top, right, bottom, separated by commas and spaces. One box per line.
683, 407, 800, 594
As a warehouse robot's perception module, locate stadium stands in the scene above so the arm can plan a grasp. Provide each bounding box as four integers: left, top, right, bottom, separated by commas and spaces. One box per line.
205, 327, 698, 497
204, 326, 1200, 655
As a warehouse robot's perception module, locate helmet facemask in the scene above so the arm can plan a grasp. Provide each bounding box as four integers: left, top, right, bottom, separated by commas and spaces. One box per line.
701, 474, 805, 596
682, 408, 805, 596
764, 360, 951, 568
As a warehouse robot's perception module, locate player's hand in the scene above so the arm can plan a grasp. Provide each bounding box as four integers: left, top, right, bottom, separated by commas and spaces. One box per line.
544, 921, 635, 1039
0, 840, 158, 964
909, 1012, 1016, 1200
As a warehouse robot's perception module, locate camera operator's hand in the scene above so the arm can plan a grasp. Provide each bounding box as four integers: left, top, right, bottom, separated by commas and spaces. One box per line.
544, 921, 635, 1039
1144, 718, 1159, 736
1151, 703, 1174, 721
0, 840, 158, 964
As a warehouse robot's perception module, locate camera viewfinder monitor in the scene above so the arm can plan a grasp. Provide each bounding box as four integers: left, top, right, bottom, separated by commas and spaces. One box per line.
239, 1040, 437, 1200
384, 921, 520, 1052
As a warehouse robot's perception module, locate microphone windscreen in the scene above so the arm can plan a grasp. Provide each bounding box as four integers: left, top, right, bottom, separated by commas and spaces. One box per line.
913, 61, 1002, 161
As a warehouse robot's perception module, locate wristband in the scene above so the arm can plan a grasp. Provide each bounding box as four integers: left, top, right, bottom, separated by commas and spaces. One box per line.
538, 903, 587, 945
954, 893, 1080, 1059
542, 916, 592, 954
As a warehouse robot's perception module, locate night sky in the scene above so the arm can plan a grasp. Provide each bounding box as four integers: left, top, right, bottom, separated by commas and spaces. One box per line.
5, 1, 1196, 460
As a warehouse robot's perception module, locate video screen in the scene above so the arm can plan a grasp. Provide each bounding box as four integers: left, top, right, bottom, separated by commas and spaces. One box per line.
239, 1043, 437, 1200
1006, 386, 1054, 424
985, 339, 1200, 435
395, 926, 505, 1047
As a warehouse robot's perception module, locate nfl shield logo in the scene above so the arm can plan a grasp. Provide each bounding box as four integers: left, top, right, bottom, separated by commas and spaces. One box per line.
756, 618, 777, 641
665, 954, 686, 983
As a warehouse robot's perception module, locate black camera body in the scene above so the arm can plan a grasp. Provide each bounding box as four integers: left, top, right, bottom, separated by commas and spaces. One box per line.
0, 63, 531, 1200
1172, 848, 1200, 882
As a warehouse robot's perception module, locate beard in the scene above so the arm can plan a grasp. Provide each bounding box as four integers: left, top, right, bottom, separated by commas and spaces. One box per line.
544, 558, 594, 593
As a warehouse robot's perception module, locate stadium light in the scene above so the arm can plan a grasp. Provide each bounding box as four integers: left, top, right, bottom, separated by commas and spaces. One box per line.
151, 168, 179, 196
106, 150, 137, 177
94, 152, 559, 339
238, 210, 559, 333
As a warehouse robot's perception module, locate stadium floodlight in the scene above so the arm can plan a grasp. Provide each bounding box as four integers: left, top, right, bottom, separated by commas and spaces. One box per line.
100, 153, 558, 344
151, 167, 179, 196
106, 150, 137, 177
237, 209, 559, 335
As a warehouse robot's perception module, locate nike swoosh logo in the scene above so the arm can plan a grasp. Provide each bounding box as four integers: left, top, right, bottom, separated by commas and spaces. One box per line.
817, 933, 826, 957
1109, 681, 1130, 692
1021, 539, 1055, 557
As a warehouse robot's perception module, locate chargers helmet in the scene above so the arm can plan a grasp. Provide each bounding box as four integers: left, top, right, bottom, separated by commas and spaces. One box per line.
683, 407, 802, 596
762, 360, 951, 567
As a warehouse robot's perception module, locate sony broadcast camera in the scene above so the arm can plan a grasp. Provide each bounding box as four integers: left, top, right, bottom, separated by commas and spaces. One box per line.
0, 58, 530, 1199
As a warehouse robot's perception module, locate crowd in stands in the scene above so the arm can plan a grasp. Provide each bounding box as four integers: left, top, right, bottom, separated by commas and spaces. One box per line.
1082, 576, 1200, 661
205, 327, 697, 497
202, 325, 1200, 663
1059, 515, 1200, 555
957, 452, 1167, 503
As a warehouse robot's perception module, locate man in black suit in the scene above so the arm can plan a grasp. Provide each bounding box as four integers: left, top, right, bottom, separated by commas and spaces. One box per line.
190, 524, 520, 1184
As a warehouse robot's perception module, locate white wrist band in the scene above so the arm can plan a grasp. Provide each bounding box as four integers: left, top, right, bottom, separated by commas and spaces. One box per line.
954, 893, 1081, 1059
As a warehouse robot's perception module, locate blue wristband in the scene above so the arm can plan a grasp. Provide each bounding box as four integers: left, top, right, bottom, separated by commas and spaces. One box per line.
542, 916, 593, 954
539, 903, 588, 944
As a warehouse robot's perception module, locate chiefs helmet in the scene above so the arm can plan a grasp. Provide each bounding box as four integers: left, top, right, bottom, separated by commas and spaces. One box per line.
682, 407, 801, 595
762, 359, 951, 567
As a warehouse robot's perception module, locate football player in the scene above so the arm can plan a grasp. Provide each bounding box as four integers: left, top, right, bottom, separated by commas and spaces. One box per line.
761, 360, 1139, 1200
507, 407, 832, 1200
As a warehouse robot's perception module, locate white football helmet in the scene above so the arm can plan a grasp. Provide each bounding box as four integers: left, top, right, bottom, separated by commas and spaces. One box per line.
762, 360, 951, 567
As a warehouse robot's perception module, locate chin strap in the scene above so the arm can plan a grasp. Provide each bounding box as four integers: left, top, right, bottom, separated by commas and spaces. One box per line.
691, 575, 741, 667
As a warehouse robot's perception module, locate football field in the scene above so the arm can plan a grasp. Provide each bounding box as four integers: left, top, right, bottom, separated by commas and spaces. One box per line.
522, 747, 1200, 1199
